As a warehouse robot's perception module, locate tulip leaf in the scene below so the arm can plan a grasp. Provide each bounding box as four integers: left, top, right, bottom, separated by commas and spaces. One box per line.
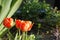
0, 0, 12, 24
0, 0, 23, 37
0, 28, 8, 37
0, 24, 4, 31
0, 0, 2, 13
14, 32, 18, 40
11, 0, 17, 8
0, 5, 2, 13
0, 0, 2, 5
7, 0, 22, 17
7, 31, 14, 40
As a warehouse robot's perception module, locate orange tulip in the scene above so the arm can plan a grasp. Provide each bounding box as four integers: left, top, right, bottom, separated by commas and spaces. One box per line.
22, 21, 33, 32
16, 20, 33, 32
3, 18, 13, 28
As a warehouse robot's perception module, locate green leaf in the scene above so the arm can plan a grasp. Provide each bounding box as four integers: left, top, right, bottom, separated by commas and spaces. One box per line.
29, 34, 35, 40
38, 23, 41, 28
14, 31, 22, 40
0, 0, 12, 24
0, 28, 8, 37
7, 0, 22, 17
11, 0, 17, 8
33, 0, 39, 3
14, 32, 18, 40
0, 0, 2, 5
0, 0, 23, 37
0, 5, 2, 13
7, 31, 14, 40
0, 24, 4, 31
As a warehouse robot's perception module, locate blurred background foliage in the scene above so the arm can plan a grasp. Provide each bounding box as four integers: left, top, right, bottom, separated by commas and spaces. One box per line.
12, 0, 60, 34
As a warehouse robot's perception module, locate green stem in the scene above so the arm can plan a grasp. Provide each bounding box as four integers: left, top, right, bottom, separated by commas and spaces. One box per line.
26, 32, 27, 40
22, 32, 25, 40
19, 29, 21, 40
19, 29, 20, 37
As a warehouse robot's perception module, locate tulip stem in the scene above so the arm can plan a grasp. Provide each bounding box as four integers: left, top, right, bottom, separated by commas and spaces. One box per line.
26, 32, 27, 40
19, 29, 20, 36
22, 32, 25, 40
19, 29, 21, 40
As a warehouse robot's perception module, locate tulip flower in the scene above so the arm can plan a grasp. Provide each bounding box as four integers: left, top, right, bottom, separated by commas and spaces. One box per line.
15, 20, 22, 29
16, 20, 33, 32
3, 18, 13, 28
21, 21, 33, 32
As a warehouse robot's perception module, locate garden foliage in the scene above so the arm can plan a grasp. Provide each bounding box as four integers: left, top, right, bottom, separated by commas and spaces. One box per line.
0, 0, 60, 40
13, 0, 60, 32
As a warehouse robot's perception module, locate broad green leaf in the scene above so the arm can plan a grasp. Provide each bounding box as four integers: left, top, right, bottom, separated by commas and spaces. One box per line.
0, 0, 2, 5
0, 5, 2, 13
0, 24, 4, 31
0, 0, 2, 13
0, 0, 12, 24
11, 0, 17, 8
7, 0, 22, 17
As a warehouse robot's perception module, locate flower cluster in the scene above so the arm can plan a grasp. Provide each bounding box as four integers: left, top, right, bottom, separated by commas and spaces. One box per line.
3, 18, 33, 32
